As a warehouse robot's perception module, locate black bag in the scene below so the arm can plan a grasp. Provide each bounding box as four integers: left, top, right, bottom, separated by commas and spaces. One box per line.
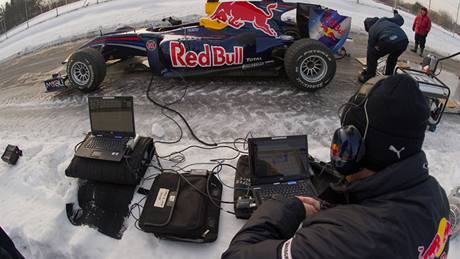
65, 137, 154, 185
138, 171, 222, 243
66, 180, 137, 239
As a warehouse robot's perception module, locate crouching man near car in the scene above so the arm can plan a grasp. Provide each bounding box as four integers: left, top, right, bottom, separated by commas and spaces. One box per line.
359, 10, 409, 83
222, 74, 451, 259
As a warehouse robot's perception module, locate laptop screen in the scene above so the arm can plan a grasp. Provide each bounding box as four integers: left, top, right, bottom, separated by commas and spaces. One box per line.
88, 96, 135, 137
249, 136, 311, 185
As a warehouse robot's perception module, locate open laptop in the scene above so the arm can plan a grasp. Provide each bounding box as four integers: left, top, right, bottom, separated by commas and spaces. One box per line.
248, 135, 317, 205
75, 96, 135, 162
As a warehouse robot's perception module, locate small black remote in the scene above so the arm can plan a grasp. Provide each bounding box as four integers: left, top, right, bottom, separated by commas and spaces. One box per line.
233, 156, 255, 219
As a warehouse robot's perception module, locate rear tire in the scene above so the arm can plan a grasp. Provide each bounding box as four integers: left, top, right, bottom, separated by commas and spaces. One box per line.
284, 39, 336, 92
67, 48, 106, 93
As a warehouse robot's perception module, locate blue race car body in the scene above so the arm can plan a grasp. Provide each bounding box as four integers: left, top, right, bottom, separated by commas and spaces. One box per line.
49, 0, 351, 92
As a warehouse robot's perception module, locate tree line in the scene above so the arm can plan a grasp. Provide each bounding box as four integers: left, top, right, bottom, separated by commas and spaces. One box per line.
0, 0, 81, 33
377, 0, 459, 35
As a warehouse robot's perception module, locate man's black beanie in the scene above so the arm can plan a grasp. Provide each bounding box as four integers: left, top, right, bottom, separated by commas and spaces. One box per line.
342, 74, 430, 172
364, 17, 379, 32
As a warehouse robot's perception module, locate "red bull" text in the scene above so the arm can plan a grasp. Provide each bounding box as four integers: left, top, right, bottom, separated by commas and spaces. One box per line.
417, 218, 451, 259
209, 1, 278, 37
170, 41, 244, 68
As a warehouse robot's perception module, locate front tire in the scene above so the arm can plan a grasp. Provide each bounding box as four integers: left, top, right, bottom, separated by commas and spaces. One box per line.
284, 39, 336, 92
67, 48, 106, 93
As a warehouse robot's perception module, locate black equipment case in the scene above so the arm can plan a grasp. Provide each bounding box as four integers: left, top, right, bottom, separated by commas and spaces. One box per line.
65, 137, 154, 185
138, 171, 222, 243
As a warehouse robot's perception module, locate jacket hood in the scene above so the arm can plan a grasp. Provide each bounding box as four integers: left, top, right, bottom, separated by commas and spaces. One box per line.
342, 152, 430, 202
392, 14, 405, 26
364, 17, 379, 32
421, 7, 428, 15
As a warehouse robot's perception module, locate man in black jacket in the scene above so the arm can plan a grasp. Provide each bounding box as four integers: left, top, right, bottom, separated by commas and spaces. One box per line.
222, 75, 451, 259
359, 10, 409, 83
0, 227, 24, 259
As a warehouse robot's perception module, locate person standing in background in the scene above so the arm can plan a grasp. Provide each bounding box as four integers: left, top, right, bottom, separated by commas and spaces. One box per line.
411, 7, 432, 57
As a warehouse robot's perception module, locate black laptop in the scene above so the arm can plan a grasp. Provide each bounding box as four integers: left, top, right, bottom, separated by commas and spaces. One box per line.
248, 135, 317, 205
75, 96, 135, 162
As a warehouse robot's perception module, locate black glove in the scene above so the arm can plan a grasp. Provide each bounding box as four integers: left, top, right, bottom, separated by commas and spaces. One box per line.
393, 9, 399, 15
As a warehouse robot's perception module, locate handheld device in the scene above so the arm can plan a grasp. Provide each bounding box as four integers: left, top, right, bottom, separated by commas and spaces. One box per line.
1, 145, 22, 165
233, 156, 257, 219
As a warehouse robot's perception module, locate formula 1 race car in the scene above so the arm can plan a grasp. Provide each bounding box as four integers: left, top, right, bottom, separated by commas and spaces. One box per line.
44, 0, 351, 93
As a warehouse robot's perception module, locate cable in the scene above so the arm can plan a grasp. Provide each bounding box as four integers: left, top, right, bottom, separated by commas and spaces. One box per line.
149, 77, 186, 145
211, 162, 250, 192
74, 140, 84, 153
154, 108, 184, 145
174, 162, 220, 172
151, 75, 190, 145
129, 195, 147, 231
216, 131, 253, 153
162, 169, 236, 215
434, 61, 443, 77
209, 151, 241, 162
158, 145, 245, 159
146, 74, 217, 146
157, 144, 246, 168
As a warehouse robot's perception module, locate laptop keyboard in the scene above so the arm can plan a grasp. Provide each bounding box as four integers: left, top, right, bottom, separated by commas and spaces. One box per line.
254, 181, 316, 201
84, 137, 127, 151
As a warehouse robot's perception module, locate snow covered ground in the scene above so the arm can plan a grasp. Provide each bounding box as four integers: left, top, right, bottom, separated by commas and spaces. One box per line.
0, 0, 460, 63
0, 0, 114, 42
0, 0, 460, 258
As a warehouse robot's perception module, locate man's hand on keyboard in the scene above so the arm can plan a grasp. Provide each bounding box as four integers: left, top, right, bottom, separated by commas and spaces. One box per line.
296, 196, 321, 217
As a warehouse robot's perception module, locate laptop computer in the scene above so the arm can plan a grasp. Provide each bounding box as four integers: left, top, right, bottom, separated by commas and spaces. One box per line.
248, 135, 317, 205
75, 96, 135, 162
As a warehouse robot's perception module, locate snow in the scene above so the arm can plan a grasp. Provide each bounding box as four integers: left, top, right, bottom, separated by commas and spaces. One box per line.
0, 0, 460, 63
0, 0, 460, 258
0, 0, 204, 62
1, 0, 113, 42
0, 85, 341, 259
308, 0, 460, 59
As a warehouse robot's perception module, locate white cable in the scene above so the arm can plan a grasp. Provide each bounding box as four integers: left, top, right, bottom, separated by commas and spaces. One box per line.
363, 99, 370, 141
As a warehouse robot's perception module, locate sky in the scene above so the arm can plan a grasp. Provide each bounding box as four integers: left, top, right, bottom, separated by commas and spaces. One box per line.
0, 0, 459, 21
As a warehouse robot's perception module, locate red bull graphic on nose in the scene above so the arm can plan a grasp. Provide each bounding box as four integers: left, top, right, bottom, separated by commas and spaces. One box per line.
309, 8, 351, 53
209, 1, 278, 37
417, 218, 451, 259
169, 41, 243, 68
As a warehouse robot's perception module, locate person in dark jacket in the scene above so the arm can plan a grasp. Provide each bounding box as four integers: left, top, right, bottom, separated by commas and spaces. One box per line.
359, 10, 409, 83
411, 7, 432, 57
0, 227, 24, 259
222, 75, 451, 259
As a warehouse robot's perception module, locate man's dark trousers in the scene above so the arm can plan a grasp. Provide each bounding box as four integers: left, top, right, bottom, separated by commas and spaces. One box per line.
367, 39, 409, 76
415, 33, 427, 50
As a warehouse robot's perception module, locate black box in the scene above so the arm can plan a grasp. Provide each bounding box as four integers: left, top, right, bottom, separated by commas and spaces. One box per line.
1, 145, 22, 165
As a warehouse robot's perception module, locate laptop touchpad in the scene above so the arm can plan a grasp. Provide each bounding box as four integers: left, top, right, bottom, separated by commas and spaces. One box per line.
91, 151, 102, 157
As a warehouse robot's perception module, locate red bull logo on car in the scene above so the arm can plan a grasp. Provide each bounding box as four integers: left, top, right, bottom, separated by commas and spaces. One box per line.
170, 41, 244, 68
209, 1, 278, 37
309, 8, 351, 53
417, 218, 451, 259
